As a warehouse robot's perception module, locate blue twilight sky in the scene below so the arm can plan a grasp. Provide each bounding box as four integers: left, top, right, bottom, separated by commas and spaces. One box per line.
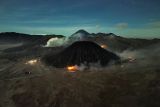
0, 0, 160, 38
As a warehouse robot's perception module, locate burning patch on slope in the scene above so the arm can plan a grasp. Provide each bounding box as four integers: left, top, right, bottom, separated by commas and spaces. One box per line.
67, 65, 78, 72
100, 44, 108, 49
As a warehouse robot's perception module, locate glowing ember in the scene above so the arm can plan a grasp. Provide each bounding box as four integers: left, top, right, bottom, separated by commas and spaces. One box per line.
100, 44, 108, 49
67, 65, 78, 72
25, 59, 38, 65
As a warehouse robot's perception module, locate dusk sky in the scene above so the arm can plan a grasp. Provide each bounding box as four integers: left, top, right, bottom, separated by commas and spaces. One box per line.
0, 0, 160, 38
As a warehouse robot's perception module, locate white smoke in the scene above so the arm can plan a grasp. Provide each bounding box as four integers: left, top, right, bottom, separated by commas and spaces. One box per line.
119, 50, 139, 60
44, 33, 92, 47
89, 61, 103, 71
73, 62, 102, 71
77, 64, 87, 71
65, 62, 102, 72
116, 43, 160, 70
45, 37, 69, 47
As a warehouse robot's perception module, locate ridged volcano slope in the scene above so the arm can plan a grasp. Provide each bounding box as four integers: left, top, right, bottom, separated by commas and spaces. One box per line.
42, 41, 120, 68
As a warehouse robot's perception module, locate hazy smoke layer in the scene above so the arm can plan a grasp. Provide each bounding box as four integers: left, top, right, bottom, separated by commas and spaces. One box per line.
73, 62, 103, 71
118, 43, 160, 70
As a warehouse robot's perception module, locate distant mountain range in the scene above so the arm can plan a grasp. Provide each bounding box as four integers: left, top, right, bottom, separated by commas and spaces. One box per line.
69, 29, 160, 51
0, 30, 160, 54
0, 32, 64, 45
70, 29, 117, 39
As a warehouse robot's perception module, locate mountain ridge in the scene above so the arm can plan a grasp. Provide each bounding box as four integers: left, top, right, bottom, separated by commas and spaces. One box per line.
0, 30, 160, 53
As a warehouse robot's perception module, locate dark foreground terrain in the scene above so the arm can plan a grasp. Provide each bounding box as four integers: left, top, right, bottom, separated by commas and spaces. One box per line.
0, 66, 160, 107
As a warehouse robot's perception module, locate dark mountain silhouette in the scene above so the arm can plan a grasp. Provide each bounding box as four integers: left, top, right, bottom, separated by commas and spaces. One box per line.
0, 32, 64, 45
42, 41, 120, 68
74, 29, 90, 35
69, 29, 92, 41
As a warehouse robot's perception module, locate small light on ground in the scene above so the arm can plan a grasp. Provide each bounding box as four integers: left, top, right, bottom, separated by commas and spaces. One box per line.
25, 59, 38, 65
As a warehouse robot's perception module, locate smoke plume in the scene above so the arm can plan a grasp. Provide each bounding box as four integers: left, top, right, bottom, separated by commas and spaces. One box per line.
45, 37, 69, 47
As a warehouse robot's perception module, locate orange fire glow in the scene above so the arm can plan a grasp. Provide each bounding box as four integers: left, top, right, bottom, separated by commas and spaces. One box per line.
67, 65, 78, 72
100, 44, 108, 49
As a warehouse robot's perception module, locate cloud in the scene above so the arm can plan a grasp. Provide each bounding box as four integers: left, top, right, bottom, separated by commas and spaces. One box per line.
115, 23, 128, 30
96, 24, 101, 29
147, 21, 160, 28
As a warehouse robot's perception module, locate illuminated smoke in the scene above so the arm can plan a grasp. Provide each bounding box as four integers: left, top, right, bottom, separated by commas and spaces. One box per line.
25, 59, 38, 65
66, 62, 103, 72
